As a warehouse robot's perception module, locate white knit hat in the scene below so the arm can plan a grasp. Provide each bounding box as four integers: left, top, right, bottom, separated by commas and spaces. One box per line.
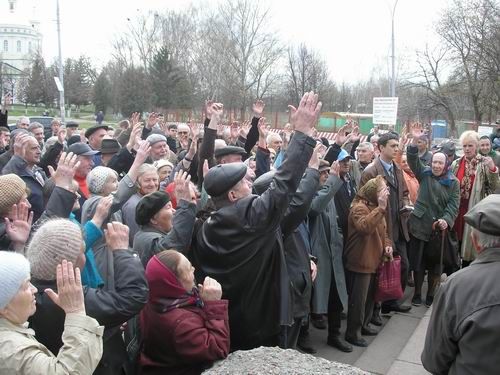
0, 251, 31, 309
27, 219, 83, 281
87, 166, 118, 195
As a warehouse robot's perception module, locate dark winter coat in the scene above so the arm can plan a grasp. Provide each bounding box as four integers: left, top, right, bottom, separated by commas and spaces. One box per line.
190, 131, 316, 351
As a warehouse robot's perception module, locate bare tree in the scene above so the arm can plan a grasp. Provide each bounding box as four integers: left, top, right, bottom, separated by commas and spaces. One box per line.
407, 46, 459, 136
438, 0, 499, 123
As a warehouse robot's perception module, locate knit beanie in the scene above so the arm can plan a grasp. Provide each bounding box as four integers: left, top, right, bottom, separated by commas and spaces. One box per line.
356, 175, 385, 205
0, 251, 31, 309
27, 219, 83, 281
87, 166, 117, 195
0, 174, 27, 215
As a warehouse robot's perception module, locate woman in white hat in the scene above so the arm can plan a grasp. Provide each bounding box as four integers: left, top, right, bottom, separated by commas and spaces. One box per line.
0, 251, 103, 374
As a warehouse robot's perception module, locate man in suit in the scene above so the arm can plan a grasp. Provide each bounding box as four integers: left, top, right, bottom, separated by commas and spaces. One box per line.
360, 132, 412, 314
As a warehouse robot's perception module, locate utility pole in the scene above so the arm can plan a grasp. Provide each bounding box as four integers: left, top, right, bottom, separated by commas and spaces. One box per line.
56, 0, 65, 122
390, 0, 399, 97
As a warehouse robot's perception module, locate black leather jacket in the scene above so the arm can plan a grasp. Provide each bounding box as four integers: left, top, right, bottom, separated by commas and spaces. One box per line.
190, 131, 316, 351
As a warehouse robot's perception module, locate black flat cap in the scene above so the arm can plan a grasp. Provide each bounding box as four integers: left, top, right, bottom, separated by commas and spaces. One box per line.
85, 125, 110, 138
136, 191, 171, 226
464, 195, 500, 236
67, 142, 100, 156
204, 163, 247, 197
214, 146, 247, 159
65, 120, 79, 128
67, 135, 82, 147
253, 170, 275, 195
101, 138, 121, 154
439, 141, 456, 156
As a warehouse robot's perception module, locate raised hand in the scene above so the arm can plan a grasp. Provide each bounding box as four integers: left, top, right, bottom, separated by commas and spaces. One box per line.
45, 260, 86, 315
147, 112, 158, 129
211, 103, 224, 122
329, 160, 340, 177
127, 122, 143, 152
410, 122, 425, 140
48, 152, 81, 190
308, 143, 322, 170
205, 99, 214, 119
174, 171, 192, 202
230, 122, 239, 141
482, 156, 496, 170
350, 124, 361, 142
239, 121, 250, 138
4, 202, 33, 248
198, 276, 223, 301
57, 128, 67, 145
288, 91, 322, 136
135, 140, 151, 164
257, 117, 268, 140
335, 124, 351, 146
377, 185, 389, 210
13, 133, 30, 159
252, 100, 265, 117
104, 222, 130, 251
130, 112, 141, 128
92, 195, 113, 228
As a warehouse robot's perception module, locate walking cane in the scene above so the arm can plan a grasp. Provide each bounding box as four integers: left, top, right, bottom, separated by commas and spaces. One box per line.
439, 228, 447, 283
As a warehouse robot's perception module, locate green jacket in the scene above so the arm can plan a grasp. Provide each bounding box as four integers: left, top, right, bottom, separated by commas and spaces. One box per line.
407, 146, 460, 242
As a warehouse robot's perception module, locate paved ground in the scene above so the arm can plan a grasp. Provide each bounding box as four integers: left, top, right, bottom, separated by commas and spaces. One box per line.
307, 283, 431, 374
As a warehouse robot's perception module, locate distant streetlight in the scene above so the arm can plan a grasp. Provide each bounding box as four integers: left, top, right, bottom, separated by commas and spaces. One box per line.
56, 0, 65, 121
390, 0, 399, 97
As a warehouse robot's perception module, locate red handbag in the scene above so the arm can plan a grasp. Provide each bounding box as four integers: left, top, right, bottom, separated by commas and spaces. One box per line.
374, 256, 403, 302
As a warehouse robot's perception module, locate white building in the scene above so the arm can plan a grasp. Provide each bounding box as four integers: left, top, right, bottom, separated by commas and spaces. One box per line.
0, 0, 42, 94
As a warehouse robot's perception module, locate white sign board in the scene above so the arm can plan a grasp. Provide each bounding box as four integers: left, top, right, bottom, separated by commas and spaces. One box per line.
373, 97, 399, 125
478, 125, 493, 138
54, 77, 64, 92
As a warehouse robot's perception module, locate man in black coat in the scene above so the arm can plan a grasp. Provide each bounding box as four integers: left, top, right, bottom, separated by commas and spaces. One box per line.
190, 92, 321, 351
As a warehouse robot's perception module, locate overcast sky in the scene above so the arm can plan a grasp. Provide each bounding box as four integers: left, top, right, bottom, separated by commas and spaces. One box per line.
21, 0, 449, 83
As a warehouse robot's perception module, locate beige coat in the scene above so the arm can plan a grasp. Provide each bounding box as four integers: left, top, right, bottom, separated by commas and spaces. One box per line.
0, 313, 103, 375
451, 157, 499, 261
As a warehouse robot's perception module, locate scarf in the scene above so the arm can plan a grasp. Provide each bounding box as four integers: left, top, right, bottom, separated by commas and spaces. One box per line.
154, 287, 204, 313
422, 152, 454, 187
457, 156, 479, 200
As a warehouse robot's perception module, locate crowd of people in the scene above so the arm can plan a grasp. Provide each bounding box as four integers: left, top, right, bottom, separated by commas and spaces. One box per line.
0, 92, 499, 375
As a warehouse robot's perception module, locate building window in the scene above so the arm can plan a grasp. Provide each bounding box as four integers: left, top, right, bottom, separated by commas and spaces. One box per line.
3, 40, 8, 52
17, 40, 21, 52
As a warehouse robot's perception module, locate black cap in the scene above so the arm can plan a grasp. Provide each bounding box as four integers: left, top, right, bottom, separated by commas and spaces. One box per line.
67, 135, 82, 147
214, 146, 247, 160
253, 170, 276, 195
85, 125, 110, 138
100, 138, 121, 154
67, 142, 100, 156
204, 163, 247, 197
65, 120, 79, 128
135, 191, 171, 226
464, 194, 500, 236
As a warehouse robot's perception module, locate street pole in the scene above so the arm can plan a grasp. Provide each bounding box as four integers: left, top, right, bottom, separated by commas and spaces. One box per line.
390, 0, 399, 97
56, 0, 65, 122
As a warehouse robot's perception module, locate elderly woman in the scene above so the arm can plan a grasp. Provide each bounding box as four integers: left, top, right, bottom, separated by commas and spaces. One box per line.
406, 124, 460, 307
344, 175, 392, 347
451, 130, 499, 264
0, 251, 103, 374
28, 219, 148, 375
140, 250, 229, 375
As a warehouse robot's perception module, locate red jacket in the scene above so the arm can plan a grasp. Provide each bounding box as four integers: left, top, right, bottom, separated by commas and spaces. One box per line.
140, 256, 230, 375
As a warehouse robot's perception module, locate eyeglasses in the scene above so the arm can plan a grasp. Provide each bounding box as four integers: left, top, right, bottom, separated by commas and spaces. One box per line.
178, 131, 189, 135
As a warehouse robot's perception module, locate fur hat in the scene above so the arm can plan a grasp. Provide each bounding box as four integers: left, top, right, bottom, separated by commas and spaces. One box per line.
136, 191, 171, 226
0, 174, 28, 215
27, 219, 83, 281
0, 251, 31, 309
87, 166, 118, 195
